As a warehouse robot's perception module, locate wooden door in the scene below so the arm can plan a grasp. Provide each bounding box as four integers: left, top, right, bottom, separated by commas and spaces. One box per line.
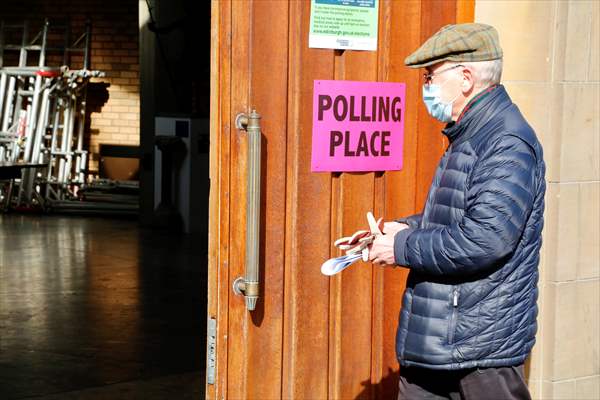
207, 1, 474, 398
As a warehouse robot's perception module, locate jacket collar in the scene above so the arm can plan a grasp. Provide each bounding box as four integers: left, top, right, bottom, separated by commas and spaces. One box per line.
442, 84, 511, 144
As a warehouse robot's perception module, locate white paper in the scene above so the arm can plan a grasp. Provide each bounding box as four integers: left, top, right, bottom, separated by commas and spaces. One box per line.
320, 253, 363, 276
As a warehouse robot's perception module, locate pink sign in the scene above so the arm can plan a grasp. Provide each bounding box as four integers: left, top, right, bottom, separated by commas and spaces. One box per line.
312, 80, 405, 172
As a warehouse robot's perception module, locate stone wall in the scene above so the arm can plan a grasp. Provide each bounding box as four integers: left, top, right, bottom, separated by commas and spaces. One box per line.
476, 1, 599, 398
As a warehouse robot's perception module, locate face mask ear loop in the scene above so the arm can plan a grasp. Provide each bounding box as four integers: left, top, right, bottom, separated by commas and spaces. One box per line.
433, 75, 462, 106
445, 88, 462, 106
440, 74, 464, 105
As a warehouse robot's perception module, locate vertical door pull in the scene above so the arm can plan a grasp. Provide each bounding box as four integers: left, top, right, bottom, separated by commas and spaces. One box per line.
232, 110, 261, 311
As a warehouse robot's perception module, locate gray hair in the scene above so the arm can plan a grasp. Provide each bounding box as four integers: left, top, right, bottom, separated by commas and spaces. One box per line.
461, 59, 503, 86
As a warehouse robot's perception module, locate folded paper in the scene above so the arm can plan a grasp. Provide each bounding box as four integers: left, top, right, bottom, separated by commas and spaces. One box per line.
320, 211, 384, 276
320, 253, 363, 276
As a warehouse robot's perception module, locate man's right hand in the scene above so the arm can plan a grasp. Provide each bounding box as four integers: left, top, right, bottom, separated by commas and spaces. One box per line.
383, 221, 409, 236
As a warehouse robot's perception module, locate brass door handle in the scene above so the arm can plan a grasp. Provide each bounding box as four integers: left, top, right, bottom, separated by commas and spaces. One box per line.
232, 110, 261, 311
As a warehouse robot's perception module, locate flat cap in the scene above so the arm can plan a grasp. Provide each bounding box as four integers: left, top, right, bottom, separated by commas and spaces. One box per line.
404, 23, 503, 68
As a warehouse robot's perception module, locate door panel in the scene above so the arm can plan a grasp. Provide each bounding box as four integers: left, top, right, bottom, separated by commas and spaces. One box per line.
282, 4, 334, 398
244, 0, 288, 399
329, 47, 378, 399
226, 0, 251, 398
208, 0, 231, 397
207, 1, 474, 399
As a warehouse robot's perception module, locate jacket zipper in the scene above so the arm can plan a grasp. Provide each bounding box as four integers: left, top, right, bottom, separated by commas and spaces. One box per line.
448, 288, 459, 344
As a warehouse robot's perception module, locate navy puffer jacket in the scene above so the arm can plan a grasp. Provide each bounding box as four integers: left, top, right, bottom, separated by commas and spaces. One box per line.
393, 85, 546, 370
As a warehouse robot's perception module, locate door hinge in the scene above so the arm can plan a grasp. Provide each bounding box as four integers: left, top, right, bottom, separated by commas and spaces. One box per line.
206, 317, 217, 385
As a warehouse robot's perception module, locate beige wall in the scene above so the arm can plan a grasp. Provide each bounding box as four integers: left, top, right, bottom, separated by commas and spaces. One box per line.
475, 1, 600, 399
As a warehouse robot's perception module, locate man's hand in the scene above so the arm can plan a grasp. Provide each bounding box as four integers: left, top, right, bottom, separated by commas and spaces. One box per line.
369, 233, 398, 266
369, 222, 408, 266
383, 221, 409, 235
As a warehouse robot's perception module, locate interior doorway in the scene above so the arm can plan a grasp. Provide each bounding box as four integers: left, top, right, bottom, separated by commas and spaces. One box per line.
0, 0, 211, 398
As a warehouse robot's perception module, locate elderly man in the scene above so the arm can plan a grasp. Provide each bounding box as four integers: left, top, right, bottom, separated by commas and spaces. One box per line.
369, 23, 545, 400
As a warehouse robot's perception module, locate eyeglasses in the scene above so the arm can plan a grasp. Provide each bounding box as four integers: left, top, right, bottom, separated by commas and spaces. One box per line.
423, 64, 464, 85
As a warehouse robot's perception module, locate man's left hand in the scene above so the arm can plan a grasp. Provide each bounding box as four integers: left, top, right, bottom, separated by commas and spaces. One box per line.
369, 233, 397, 266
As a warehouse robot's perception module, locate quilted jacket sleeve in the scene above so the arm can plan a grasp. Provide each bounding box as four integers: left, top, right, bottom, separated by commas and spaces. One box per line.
394, 134, 538, 276
396, 214, 422, 229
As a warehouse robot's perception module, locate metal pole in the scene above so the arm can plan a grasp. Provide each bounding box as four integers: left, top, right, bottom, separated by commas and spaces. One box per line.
0, 20, 5, 68
46, 99, 61, 199
32, 81, 51, 163
39, 19, 48, 68
23, 74, 42, 162
0, 72, 7, 128
74, 82, 88, 183
62, 95, 76, 185
83, 20, 91, 70
19, 20, 28, 67
58, 98, 71, 185
2, 76, 15, 131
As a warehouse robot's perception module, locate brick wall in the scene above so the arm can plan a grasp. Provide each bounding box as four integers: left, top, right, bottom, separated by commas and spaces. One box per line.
1, 0, 139, 174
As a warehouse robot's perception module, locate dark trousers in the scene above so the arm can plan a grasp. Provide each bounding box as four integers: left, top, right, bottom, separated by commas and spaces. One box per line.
398, 364, 531, 400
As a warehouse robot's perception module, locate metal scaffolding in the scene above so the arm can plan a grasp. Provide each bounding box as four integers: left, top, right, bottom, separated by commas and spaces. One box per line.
0, 18, 105, 210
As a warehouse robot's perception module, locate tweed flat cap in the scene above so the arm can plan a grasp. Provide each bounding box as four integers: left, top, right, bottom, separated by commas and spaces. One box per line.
405, 23, 503, 68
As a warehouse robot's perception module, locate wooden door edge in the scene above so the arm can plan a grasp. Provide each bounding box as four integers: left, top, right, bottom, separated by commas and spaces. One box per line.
456, 0, 476, 23
206, 0, 231, 399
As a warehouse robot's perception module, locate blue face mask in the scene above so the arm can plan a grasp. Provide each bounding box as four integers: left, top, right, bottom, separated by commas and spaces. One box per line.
422, 83, 457, 123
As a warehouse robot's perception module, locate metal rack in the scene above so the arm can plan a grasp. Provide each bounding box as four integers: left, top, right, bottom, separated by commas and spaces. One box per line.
0, 18, 105, 210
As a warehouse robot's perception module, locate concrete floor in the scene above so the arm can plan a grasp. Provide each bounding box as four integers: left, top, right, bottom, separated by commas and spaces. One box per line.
0, 214, 207, 399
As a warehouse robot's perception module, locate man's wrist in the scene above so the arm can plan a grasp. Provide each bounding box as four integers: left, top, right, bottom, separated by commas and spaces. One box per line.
393, 228, 415, 266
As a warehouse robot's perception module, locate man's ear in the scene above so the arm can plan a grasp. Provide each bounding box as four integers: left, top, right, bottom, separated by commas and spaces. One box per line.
461, 67, 475, 94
